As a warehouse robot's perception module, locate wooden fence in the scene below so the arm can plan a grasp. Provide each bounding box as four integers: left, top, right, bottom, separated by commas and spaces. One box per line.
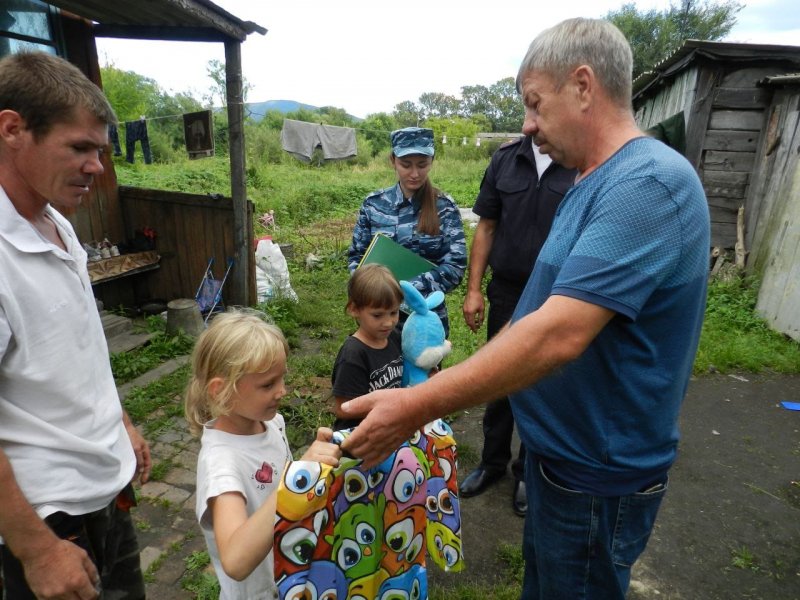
746, 84, 800, 341
93, 186, 254, 309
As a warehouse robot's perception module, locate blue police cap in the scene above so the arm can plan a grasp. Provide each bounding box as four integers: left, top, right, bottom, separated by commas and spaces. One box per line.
390, 127, 435, 157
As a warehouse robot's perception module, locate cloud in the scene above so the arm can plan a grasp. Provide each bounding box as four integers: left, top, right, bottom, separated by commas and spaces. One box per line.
95, 0, 796, 119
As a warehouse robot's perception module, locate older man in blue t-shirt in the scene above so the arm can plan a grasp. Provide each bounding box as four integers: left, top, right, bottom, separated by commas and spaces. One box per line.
341, 18, 710, 600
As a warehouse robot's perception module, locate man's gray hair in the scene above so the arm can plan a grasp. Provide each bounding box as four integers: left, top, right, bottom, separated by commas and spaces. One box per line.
516, 18, 633, 107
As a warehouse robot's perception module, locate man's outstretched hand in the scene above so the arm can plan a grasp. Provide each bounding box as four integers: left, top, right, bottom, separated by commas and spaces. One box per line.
339, 388, 423, 468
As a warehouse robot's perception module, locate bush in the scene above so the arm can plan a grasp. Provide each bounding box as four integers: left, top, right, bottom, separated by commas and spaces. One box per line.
246, 126, 286, 165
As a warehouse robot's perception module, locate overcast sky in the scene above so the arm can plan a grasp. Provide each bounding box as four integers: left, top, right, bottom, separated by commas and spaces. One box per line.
95, 0, 799, 119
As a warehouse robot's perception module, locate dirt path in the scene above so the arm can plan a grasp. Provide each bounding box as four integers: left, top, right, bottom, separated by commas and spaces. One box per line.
630, 373, 800, 599
429, 373, 800, 598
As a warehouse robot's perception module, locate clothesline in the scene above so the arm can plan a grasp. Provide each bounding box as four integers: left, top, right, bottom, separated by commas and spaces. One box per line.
110, 110, 215, 164
121, 109, 518, 147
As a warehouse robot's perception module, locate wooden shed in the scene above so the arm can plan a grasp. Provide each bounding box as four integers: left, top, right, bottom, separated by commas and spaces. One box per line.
0, 0, 265, 309
746, 74, 800, 342
632, 40, 800, 250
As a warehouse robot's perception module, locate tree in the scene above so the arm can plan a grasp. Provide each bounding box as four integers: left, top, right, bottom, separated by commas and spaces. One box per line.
424, 115, 483, 154
606, 0, 743, 78
487, 77, 523, 133
100, 65, 163, 122
418, 92, 460, 120
460, 84, 492, 119
392, 100, 424, 128
458, 77, 523, 133
317, 106, 355, 127
361, 112, 398, 156
203, 58, 253, 108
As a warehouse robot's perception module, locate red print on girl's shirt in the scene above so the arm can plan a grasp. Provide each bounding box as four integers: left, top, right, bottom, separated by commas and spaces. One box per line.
255, 462, 273, 484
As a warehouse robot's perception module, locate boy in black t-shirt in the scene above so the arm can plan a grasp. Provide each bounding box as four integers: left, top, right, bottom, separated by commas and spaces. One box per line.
332, 264, 404, 429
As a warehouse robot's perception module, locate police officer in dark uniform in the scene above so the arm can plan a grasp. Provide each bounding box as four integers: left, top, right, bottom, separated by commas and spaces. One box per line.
460, 135, 576, 516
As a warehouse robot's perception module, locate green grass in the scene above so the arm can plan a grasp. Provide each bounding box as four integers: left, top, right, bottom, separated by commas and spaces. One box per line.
122, 365, 189, 437
731, 545, 759, 572
111, 316, 194, 385
694, 276, 800, 374
181, 547, 221, 597
430, 543, 524, 600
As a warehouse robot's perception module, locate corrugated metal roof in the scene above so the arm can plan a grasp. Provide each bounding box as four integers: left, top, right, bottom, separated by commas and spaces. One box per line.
632, 39, 800, 100
47, 0, 266, 42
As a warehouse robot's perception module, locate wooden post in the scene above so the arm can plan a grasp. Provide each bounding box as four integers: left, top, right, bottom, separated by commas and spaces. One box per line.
225, 39, 252, 306
735, 205, 747, 269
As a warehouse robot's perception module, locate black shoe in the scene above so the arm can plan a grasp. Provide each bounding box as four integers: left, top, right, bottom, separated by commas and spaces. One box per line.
459, 467, 504, 497
512, 480, 527, 517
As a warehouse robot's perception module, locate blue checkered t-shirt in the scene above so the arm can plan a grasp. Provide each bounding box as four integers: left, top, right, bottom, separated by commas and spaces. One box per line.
509, 136, 710, 496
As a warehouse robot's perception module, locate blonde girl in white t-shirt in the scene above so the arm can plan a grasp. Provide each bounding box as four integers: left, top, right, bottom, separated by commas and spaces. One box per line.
185, 309, 340, 600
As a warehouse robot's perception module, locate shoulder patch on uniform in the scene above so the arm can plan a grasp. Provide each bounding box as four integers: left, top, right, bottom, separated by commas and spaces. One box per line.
499, 137, 524, 149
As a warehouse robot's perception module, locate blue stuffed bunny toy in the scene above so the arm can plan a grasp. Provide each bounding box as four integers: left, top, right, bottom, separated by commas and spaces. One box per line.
399, 280, 452, 387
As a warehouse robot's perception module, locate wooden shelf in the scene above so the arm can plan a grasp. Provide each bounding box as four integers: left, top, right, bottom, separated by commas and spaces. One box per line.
89, 250, 160, 285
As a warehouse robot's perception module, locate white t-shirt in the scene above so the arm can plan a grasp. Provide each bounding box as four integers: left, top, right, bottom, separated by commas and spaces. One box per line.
0, 188, 135, 527
532, 139, 554, 179
195, 415, 292, 600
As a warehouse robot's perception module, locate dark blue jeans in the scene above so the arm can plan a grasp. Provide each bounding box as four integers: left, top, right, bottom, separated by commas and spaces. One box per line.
522, 458, 667, 599
125, 120, 153, 164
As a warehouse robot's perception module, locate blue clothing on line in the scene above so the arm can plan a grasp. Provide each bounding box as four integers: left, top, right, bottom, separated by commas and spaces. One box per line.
125, 120, 152, 164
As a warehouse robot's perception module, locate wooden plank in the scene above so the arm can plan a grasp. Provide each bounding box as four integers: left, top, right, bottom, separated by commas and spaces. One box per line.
704, 171, 749, 186
720, 67, 783, 88
704, 181, 748, 198
735, 206, 746, 268
117, 186, 232, 210
704, 151, 756, 172
708, 110, 765, 131
757, 218, 795, 332
709, 205, 739, 224
745, 102, 786, 255
707, 196, 746, 211
770, 233, 800, 340
703, 130, 759, 152
711, 222, 737, 249
748, 107, 800, 266
685, 67, 719, 171
712, 87, 772, 110
92, 24, 229, 43
634, 68, 698, 130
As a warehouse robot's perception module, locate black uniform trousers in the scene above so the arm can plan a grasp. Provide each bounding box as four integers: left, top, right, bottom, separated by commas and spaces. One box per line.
480, 277, 526, 481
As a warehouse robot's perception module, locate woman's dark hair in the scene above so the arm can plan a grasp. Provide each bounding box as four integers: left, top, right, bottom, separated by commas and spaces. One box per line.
415, 177, 442, 235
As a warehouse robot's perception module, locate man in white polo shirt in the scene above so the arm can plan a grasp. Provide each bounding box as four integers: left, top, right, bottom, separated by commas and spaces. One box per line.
0, 52, 151, 600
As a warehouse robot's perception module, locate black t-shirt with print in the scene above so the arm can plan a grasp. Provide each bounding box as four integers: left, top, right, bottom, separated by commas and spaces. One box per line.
331, 329, 403, 430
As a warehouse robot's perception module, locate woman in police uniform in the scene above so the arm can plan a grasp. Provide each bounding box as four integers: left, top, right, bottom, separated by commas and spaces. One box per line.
347, 127, 466, 336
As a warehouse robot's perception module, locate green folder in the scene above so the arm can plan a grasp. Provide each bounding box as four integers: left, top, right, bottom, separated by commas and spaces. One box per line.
357, 233, 435, 281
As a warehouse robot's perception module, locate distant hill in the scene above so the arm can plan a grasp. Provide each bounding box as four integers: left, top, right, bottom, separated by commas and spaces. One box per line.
246, 99, 319, 119
245, 99, 362, 122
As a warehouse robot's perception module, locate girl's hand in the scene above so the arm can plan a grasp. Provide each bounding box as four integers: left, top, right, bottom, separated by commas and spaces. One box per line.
301, 427, 342, 466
